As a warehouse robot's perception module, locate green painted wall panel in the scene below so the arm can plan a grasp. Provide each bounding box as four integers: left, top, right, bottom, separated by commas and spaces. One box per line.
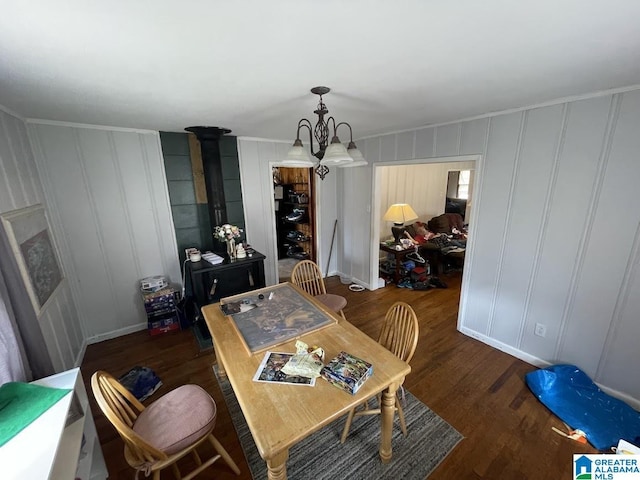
164, 155, 193, 181
226, 201, 245, 227
175, 228, 202, 257
168, 180, 196, 205
160, 132, 190, 155
171, 204, 199, 229
221, 156, 241, 179
219, 136, 238, 157
223, 178, 242, 202
161, 132, 244, 264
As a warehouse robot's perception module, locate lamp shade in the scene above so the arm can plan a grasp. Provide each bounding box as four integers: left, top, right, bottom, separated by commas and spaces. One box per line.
340, 142, 367, 168
383, 204, 418, 225
283, 141, 315, 167
320, 136, 353, 166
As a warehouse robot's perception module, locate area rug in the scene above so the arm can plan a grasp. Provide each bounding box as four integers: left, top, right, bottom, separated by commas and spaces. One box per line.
214, 366, 463, 479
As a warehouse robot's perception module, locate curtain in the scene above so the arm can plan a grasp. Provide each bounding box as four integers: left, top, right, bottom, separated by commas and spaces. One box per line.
0, 267, 28, 384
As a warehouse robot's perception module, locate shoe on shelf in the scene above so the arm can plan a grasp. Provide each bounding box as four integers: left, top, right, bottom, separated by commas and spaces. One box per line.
286, 230, 310, 242
294, 232, 310, 242
285, 209, 308, 223
286, 245, 309, 260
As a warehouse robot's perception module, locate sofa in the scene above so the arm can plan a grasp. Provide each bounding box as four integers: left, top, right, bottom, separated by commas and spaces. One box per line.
405, 213, 467, 275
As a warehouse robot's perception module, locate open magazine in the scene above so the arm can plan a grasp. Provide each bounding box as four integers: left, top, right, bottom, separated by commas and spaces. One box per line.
253, 351, 316, 387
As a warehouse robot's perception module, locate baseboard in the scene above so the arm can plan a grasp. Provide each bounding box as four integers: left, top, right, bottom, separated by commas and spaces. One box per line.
335, 271, 373, 291
459, 326, 551, 367
458, 326, 640, 410
85, 322, 148, 345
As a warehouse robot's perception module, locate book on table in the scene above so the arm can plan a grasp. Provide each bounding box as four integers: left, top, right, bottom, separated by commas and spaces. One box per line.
321, 351, 373, 395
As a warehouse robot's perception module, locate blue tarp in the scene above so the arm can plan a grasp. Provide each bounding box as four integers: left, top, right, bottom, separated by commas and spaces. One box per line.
525, 364, 640, 451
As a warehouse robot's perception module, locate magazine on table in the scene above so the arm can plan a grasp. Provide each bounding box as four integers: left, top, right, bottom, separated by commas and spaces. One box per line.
253, 351, 316, 386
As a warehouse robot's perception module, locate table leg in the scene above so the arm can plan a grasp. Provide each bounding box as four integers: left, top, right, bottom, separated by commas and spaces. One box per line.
379, 382, 400, 463
266, 450, 289, 480
213, 343, 226, 377
394, 252, 401, 284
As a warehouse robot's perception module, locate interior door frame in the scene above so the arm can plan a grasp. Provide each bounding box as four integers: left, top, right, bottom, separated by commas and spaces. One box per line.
369, 154, 483, 329
268, 165, 320, 284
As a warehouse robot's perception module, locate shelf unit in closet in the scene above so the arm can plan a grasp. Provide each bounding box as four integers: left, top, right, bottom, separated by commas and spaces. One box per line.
274, 167, 315, 261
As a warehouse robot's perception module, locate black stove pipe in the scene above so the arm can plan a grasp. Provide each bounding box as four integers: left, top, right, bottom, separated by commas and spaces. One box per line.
184, 126, 231, 230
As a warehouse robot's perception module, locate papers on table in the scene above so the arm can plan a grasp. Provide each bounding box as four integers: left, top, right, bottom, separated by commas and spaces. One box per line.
253, 352, 316, 386
201, 252, 224, 265
281, 341, 325, 379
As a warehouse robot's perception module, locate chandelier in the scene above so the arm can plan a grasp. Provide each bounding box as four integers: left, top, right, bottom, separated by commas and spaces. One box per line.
282, 86, 367, 179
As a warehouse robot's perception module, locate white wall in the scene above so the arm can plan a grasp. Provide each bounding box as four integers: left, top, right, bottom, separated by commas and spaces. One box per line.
337, 166, 372, 284
27, 122, 181, 342
0, 108, 83, 372
237, 138, 339, 283
337, 90, 640, 406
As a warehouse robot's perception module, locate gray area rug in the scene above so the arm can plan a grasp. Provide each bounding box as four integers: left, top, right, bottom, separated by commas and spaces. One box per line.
214, 366, 463, 480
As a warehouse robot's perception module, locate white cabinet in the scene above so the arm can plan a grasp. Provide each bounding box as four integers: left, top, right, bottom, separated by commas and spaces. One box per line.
0, 368, 107, 479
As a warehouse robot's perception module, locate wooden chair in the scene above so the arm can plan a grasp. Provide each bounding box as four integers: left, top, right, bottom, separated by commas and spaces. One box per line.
290, 259, 347, 320
340, 301, 419, 443
91, 370, 240, 480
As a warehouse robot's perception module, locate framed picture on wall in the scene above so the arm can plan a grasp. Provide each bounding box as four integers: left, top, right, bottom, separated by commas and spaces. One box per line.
0, 204, 64, 315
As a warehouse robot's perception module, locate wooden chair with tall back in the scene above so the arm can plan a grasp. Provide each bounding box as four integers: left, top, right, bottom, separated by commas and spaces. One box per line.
340, 301, 419, 443
91, 370, 240, 480
290, 259, 347, 320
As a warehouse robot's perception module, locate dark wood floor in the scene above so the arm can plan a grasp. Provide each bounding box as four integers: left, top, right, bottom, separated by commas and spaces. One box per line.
81, 272, 596, 479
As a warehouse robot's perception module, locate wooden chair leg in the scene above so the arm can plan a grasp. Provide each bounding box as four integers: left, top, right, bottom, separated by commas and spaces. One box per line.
339, 310, 346, 320
396, 397, 407, 436
340, 408, 356, 443
208, 434, 241, 475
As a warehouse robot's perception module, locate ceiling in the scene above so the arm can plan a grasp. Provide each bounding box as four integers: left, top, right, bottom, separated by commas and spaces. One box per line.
1, 1, 640, 142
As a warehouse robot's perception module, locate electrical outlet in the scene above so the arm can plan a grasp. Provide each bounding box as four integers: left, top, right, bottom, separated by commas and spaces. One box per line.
534, 323, 547, 338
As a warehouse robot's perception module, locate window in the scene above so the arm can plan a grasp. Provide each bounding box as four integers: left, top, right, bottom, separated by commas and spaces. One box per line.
457, 170, 470, 199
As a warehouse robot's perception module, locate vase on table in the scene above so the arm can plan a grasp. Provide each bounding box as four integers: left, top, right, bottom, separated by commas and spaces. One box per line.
226, 238, 236, 260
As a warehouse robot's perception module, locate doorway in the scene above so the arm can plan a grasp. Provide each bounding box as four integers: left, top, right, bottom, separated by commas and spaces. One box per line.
273, 166, 316, 281
370, 155, 480, 289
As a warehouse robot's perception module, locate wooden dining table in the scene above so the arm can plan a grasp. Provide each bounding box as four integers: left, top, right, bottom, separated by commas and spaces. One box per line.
202, 283, 411, 480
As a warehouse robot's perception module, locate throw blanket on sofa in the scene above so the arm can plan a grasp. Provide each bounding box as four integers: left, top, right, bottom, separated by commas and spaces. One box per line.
427, 234, 466, 253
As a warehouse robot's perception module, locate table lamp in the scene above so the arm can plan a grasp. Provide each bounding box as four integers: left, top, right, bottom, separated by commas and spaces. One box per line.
383, 203, 419, 243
